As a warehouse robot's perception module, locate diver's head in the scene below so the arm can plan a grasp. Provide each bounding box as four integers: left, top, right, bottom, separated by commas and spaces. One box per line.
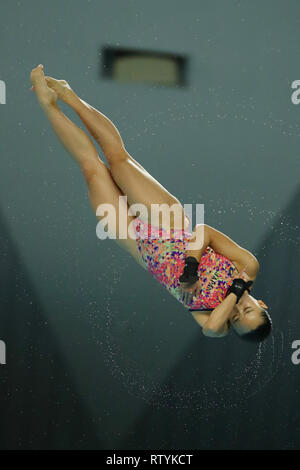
229, 291, 272, 342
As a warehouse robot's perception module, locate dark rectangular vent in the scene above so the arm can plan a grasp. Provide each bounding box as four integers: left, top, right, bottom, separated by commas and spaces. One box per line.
101, 46, 188, 88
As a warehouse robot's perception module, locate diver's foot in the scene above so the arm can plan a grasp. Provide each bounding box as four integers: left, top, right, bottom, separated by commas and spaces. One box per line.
44, 76, 76, 105
30, 64, 58, 108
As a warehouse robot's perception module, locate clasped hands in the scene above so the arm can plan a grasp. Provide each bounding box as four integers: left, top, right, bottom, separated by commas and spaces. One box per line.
179, 267, 251, 307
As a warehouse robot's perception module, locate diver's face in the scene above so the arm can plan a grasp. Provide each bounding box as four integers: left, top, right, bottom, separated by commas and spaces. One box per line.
229, 291, 264, 335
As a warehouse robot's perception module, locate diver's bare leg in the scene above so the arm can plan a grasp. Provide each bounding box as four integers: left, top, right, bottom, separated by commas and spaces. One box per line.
44, 77, 186, 228
30, 65, 144, 263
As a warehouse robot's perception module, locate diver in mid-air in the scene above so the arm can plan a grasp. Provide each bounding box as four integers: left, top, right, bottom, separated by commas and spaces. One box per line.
30, 64, 271, 343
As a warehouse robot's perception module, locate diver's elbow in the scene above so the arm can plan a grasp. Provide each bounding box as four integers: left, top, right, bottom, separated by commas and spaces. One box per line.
247, 254, 260, 276
202, 319, 229, 337
202, 327, 223, 338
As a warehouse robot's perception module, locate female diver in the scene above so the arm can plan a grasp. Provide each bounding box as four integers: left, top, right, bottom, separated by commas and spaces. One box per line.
30, 64, 272, 342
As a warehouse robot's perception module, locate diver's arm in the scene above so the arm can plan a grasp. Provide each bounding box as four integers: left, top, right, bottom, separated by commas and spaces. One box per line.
184, 224, 259, 278
180, 224, 259, 304
202, 293, 237, 338
204, 225, 259, 279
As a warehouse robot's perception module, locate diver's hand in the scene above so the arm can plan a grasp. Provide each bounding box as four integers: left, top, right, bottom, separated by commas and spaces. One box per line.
179, 279, 201, 306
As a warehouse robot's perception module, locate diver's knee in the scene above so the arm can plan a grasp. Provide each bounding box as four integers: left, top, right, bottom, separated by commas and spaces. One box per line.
81, 160, 105, 184
107, 148, 129, 167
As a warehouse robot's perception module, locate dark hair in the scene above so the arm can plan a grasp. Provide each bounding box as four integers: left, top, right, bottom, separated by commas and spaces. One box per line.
240, 309, 272, 343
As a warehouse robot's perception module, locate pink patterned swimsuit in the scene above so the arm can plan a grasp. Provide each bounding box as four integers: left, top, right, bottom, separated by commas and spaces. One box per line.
133, 217, 239, 311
